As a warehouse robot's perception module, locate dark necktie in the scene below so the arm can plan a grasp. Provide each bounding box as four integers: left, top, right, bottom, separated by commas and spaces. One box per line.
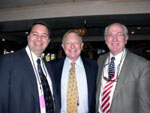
108, 57, 115, 79
37, 59, 54, 113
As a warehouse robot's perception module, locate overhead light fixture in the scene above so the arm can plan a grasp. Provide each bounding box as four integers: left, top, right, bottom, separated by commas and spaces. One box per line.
131, 31, 135, 35
74, 28, 87, 36
146, 50, 150, 53
2, 37, 6, 41
25, 32, 29, 35
137, 27, 141, 30
74, 19, 87, 36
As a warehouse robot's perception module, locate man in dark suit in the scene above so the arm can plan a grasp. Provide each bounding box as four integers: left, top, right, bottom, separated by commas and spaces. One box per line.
50, 30, 98, 113
96, 23, 150, 113
0, 21, 60, 113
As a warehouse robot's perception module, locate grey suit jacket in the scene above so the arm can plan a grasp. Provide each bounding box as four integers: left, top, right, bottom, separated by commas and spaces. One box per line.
96, 50, 150, 113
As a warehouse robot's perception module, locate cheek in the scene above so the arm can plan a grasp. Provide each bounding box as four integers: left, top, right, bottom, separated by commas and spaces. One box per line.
29, 38, 37, 43
43, 39, 50, 44
105, 40, 110, 46
64, 45, 69, 50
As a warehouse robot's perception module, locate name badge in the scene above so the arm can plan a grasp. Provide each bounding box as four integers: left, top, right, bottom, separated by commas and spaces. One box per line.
40, 95, 45, 108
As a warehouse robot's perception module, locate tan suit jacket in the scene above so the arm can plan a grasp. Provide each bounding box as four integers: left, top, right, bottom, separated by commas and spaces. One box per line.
96, 50, 150, 113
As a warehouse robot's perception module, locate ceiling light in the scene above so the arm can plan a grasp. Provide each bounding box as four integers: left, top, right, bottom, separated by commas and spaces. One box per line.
74, 19, 87, 36
2, 38, 6, 41
146, 50, 150, 53
131, 31, 135, 35
25, 32, 29, 34
74, 28, 87, 36
137, 27, 141, 30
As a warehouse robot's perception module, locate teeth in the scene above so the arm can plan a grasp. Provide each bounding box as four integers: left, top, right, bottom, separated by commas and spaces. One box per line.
112, 43, 118, 46
70, 50, 76, 52
35, 41, 42, 45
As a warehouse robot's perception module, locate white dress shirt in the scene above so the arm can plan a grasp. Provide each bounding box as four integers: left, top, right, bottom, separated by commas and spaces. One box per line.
26, 46, 53, 113
61, 56, 89, 113
99, 49, 127, 113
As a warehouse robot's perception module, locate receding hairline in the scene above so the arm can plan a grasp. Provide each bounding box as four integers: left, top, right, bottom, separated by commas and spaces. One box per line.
62, 30, 83, 44
104, 23, 129, 39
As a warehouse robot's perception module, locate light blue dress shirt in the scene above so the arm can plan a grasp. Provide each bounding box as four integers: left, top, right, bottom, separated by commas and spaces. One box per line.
60, 56, 88, 113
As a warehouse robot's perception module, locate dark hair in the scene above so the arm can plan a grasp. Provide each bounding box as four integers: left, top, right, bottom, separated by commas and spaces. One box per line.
29, 21, 51, 36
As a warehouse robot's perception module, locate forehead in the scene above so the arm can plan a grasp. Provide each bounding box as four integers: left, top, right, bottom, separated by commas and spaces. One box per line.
31, 24, 49, 33
108, 24, 124, 33
65, 32, 81, 42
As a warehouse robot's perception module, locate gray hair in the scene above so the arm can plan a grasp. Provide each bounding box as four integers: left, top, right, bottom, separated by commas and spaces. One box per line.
62, 30, 83, 44
104, 23, 129, 39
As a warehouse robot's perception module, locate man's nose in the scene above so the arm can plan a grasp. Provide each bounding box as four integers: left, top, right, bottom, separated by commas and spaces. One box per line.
70, 43, 75, 48
112, 34, 118, 41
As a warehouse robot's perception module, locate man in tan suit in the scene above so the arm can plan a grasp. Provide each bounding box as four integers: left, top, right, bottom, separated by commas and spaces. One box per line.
96, 23, 150, 113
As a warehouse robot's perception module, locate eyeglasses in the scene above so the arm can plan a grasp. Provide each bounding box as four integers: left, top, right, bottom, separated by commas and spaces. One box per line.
106, 32, 125, 39
102, 63, 118, 82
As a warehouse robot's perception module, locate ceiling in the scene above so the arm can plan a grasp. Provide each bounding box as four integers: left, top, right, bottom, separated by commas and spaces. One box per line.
0, 0, 150, 60
0, 0, 150, 43
0, 0, 148, 9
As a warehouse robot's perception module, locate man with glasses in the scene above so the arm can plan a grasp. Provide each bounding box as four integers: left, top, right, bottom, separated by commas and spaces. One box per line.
96, 23, 150, 113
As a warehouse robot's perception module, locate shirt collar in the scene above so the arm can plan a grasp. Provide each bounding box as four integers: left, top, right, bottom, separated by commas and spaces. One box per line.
25, 46, 41, 63
65, 56, 82, 66
109, 48, 126, 66
110, 48, 126, 59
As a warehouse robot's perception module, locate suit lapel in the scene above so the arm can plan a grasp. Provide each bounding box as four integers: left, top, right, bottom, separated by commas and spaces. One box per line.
112, 51, 131, 101
82, 59, 91, 106
56, 59, 64, 101
20, 49, 40, 107
96, 54, 108, 108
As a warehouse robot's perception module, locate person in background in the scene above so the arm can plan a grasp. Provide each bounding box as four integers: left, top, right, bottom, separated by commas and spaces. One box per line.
50, 30, 98, 113
0, 21, 60, 113
96, 23, 150, 113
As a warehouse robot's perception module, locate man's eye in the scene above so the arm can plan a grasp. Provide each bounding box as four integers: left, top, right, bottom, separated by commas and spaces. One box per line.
42, 35, 48, 38
107, 34, 113, 37
32, 33, 38, 36
117, 33, 124, 36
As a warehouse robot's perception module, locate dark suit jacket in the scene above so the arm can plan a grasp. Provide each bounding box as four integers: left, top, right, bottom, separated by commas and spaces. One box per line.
96, 50, 150, 113
0, 48, 60, 113
50, 57, 98, 113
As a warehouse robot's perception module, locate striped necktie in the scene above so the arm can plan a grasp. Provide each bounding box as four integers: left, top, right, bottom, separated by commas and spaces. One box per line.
101, 57, 115, 113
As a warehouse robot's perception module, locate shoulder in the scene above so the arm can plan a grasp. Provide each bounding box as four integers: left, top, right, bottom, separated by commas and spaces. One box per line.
82, 57, 98, 67
49, 58, 65, 71
97, 53, 108, 65
0, 49, 24, 61
97, 53, 108, 60
127, 51, 150, 66
49, 58, 64, 65
0, 49, 26, 70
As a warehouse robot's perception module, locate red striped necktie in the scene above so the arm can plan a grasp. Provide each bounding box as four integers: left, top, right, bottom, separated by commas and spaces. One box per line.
101, 57, 115, 113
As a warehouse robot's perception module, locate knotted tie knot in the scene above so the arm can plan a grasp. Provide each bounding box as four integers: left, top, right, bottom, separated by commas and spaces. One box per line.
37, 59, 41, 64
71, 62, 75, 67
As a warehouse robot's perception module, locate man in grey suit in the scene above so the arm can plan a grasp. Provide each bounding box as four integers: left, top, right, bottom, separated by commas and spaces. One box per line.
96, 23, 150, 113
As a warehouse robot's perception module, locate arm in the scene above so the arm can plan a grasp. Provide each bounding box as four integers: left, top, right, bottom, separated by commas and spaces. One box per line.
137, 61, 150, 113
0, 55, 12, 113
